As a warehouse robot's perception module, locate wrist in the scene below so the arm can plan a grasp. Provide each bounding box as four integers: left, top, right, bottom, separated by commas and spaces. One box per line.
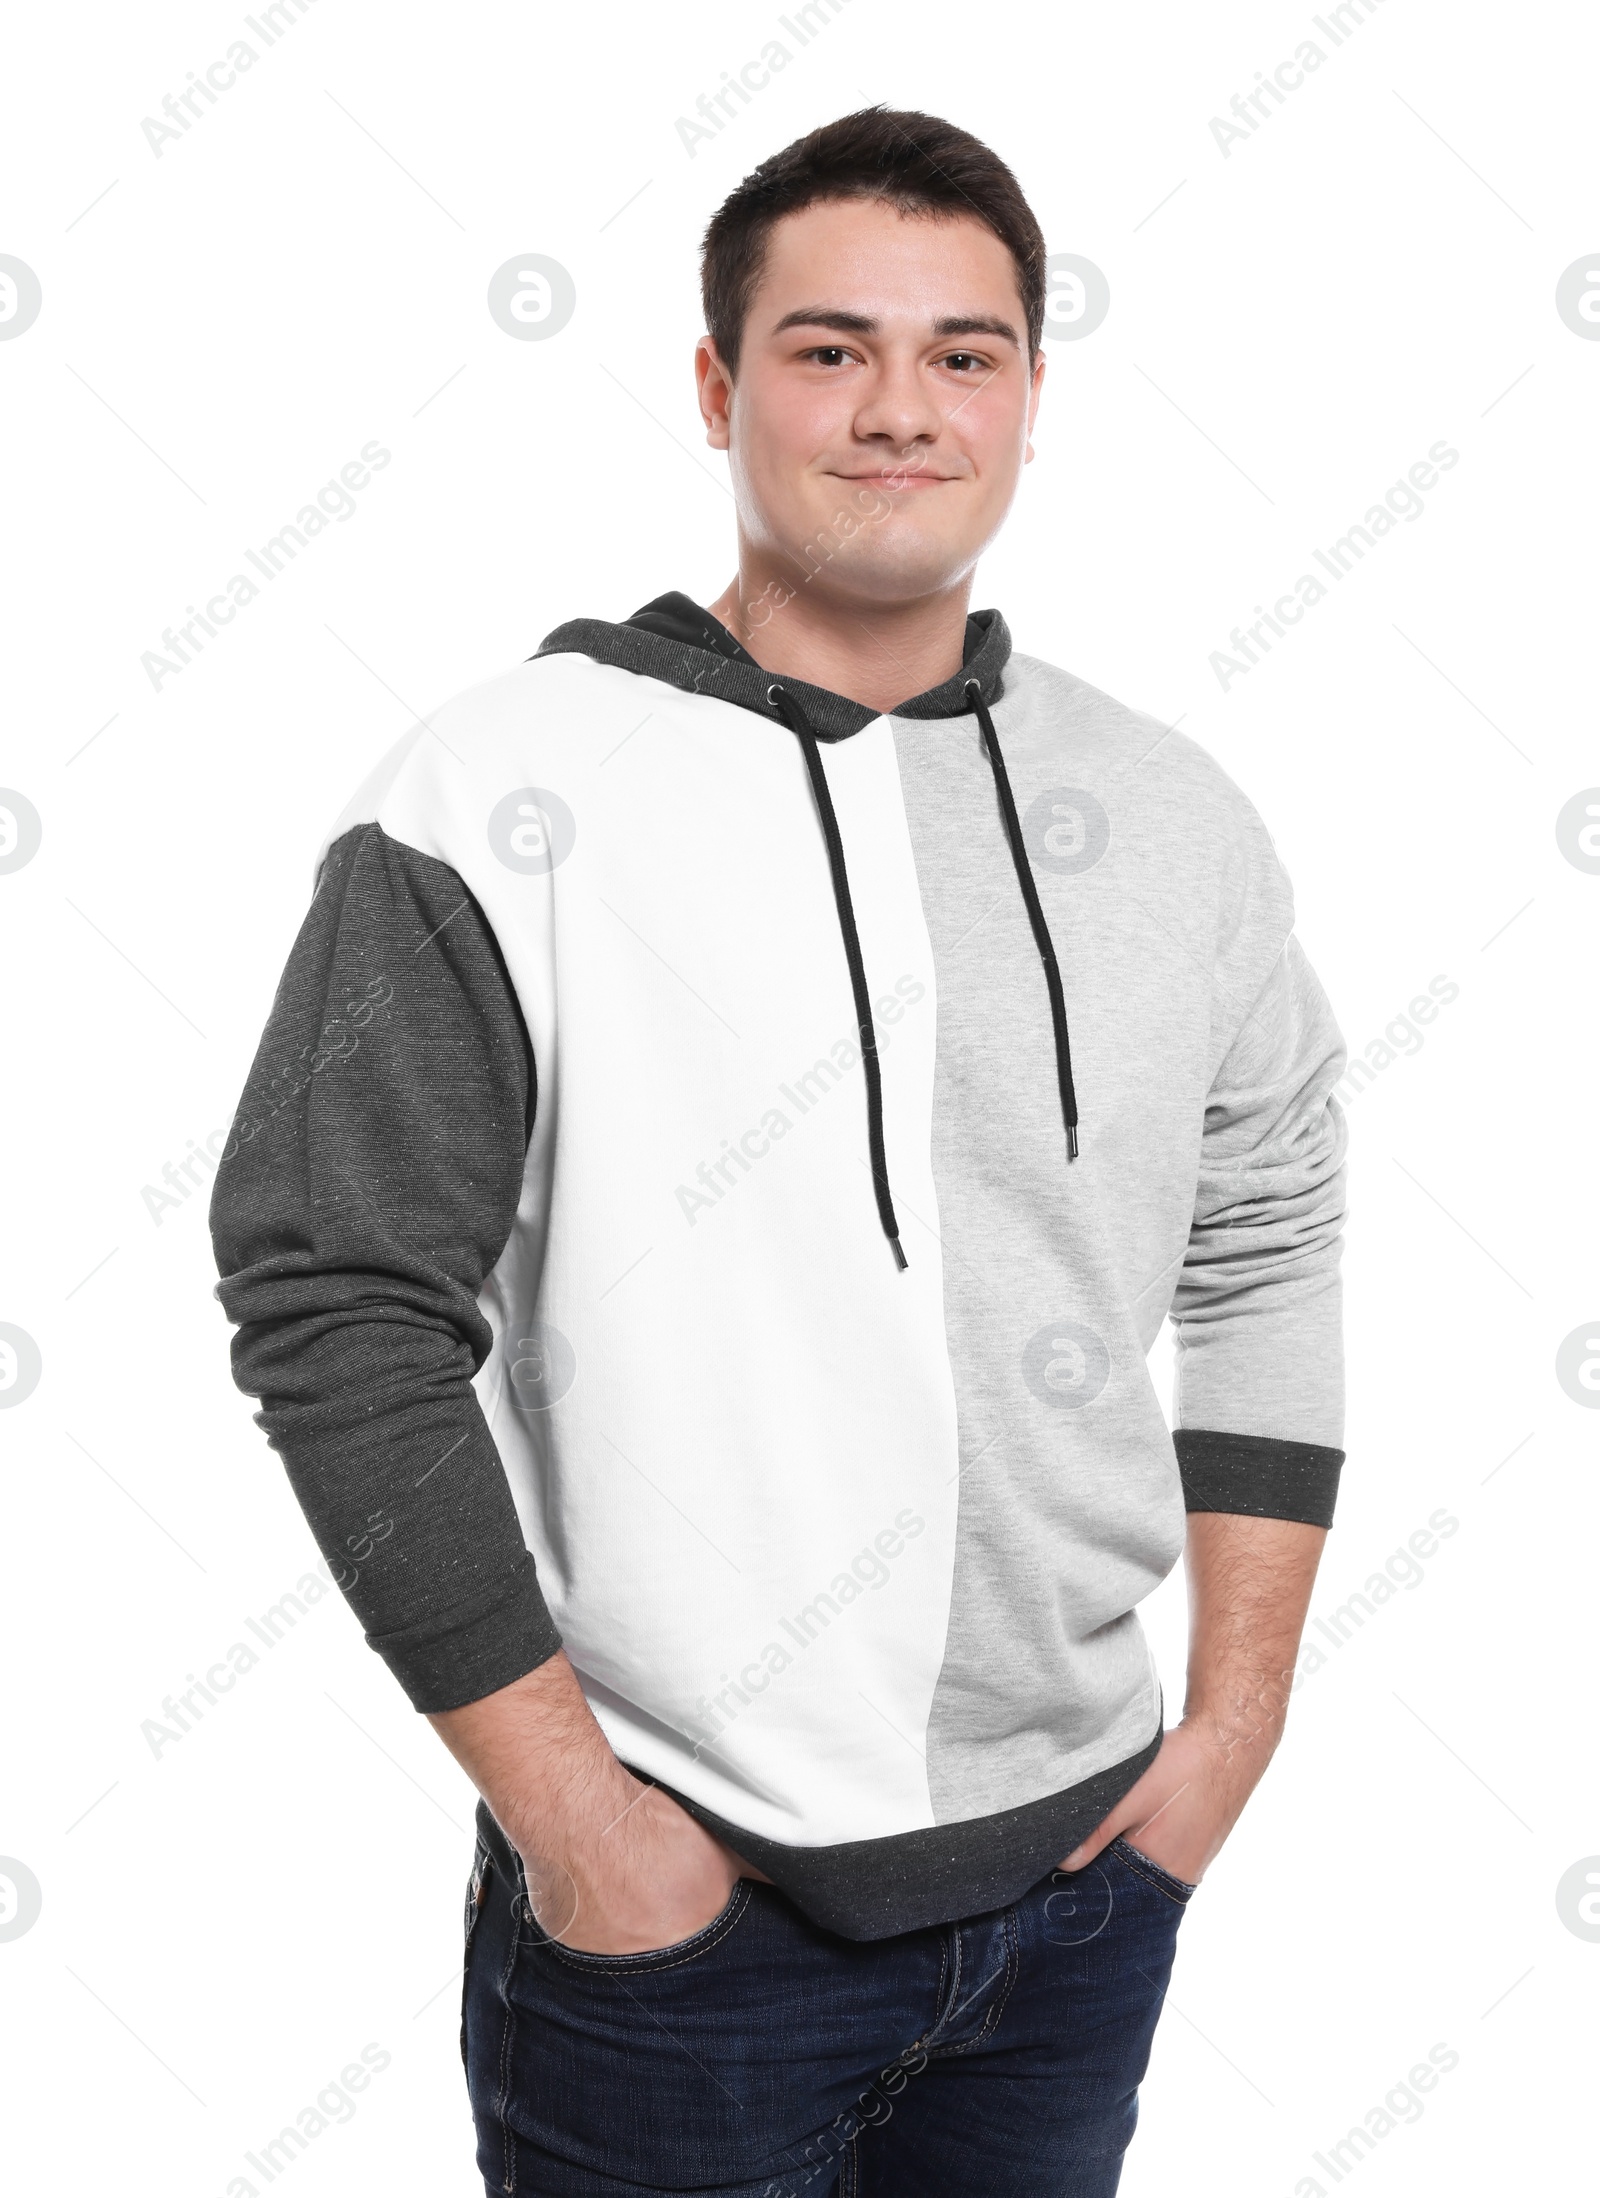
505, 1758, 644, 1878
1180, 1696, 1287, 1781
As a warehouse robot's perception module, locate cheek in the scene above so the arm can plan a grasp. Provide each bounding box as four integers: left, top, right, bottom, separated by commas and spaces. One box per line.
946, 393, 1028, 473
737, 370, 851, 458
735, 408, 840, 513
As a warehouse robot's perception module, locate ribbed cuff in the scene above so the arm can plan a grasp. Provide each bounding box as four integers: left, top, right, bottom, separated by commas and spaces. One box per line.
1175, 1428, 1344, 1529
364, 1551, 563, 1712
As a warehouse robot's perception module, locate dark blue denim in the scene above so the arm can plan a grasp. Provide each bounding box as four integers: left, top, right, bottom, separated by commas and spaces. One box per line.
461, 1826, 1192, 2196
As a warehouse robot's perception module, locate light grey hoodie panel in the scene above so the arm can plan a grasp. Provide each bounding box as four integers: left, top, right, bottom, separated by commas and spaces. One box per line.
888, 654, 1348, 1825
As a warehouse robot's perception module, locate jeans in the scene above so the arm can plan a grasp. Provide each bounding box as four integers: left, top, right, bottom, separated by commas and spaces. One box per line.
460, 1811, 1192, 2197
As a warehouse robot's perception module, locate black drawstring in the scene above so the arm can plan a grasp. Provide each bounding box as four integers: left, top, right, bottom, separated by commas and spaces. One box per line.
766, 682, 908, 1272
764, 674, 1078, 1266
965, 678, 1080, 1160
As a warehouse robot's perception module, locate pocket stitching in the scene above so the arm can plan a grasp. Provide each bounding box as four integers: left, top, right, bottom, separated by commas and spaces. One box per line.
538, 1879, 754, 1972
459, 1845, 490, 2076
1111, 1835, 1197, 1902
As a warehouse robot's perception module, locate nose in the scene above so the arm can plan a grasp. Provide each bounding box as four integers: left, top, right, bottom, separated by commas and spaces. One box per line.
850, 352, 945, 456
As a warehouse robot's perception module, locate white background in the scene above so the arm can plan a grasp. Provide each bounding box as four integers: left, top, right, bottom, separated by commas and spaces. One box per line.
2, 0, 1596, 2191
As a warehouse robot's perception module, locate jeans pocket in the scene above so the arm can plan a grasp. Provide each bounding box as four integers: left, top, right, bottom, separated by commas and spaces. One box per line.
1110, 1835, 1198, 1904
533, 1879, 755, 1973
460, 1841, 493, 2069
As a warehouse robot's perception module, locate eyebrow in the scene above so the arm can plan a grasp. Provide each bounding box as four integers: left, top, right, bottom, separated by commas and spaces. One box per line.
769, 307, 1021, 350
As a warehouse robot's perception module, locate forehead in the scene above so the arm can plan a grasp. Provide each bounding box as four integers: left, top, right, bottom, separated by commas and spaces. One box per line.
748, 198, 1025, 328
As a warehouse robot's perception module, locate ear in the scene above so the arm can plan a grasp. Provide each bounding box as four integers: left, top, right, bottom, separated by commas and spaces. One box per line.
696, 336, 734, 449
1024, 348, 1046, 464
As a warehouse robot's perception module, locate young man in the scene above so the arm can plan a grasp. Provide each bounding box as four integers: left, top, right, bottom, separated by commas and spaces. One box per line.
210, 108, 1347, 2197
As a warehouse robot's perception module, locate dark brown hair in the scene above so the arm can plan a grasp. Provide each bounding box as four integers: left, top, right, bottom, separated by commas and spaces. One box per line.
700, 106, 1046, 377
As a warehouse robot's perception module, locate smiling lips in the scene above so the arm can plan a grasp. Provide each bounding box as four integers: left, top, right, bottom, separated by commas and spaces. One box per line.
835, 471, 959, 487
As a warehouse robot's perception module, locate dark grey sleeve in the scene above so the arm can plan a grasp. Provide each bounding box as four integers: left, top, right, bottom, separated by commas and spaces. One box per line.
208, 820, 562, 1712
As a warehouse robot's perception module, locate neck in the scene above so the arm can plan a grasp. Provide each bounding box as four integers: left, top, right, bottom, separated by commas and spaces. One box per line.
705, 557, 973, 715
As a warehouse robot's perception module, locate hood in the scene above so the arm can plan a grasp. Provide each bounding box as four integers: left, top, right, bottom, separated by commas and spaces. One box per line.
536, 590, 1012, 737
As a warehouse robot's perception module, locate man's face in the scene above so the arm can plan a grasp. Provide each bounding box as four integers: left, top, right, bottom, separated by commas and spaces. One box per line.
697, 197, 1044, 609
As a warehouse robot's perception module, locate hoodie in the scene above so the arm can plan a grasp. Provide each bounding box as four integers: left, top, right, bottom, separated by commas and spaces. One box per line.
208, 592, 1349, 1939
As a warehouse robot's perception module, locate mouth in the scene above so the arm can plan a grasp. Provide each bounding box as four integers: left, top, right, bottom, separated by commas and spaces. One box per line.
831, 471, 960, 489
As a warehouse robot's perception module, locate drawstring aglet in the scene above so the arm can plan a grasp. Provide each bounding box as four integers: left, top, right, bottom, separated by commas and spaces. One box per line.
889, 1236, 908, 1273
1066, 1125, 1079, 1163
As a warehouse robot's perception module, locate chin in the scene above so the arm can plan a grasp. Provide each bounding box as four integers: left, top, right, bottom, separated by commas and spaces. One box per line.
800, 534, 979, 608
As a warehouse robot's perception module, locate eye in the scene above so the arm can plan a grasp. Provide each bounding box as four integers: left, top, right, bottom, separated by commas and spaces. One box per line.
803, 346, 854, 367
941, 351, 987, 373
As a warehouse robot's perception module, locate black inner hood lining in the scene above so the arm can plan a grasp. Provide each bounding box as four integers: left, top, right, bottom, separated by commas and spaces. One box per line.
535, 590, 1011, 739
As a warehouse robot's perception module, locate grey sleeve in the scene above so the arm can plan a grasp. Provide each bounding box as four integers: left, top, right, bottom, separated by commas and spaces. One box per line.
208, 820, 562, 1711
1169, 932, 1350, 1528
